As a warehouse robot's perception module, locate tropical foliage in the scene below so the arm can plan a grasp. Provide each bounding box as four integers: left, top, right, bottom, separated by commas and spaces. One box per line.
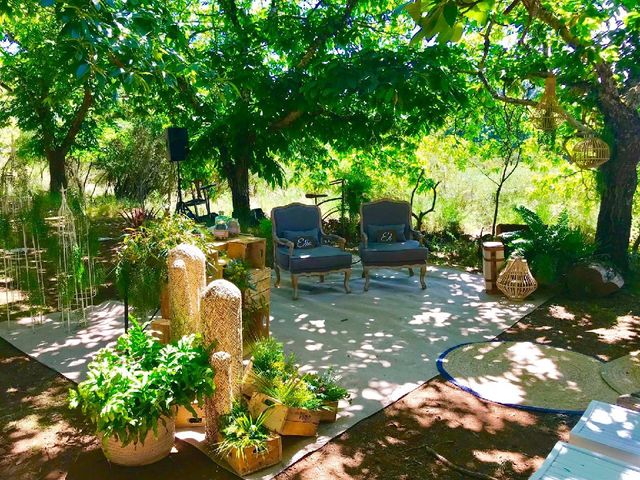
217, 402, 272, 458
68, 321, 215, 446
504, 206, 596, 286
115, 215, 213, 317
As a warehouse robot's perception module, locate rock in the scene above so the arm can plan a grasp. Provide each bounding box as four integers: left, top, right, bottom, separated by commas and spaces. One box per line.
566, 261, 624, 298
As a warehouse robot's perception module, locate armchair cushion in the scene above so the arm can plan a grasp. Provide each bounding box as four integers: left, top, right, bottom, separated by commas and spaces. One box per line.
282, 228, 320, 249
367, 224, 406, 243
277, 245, 352, 274
359, 240, 428, 267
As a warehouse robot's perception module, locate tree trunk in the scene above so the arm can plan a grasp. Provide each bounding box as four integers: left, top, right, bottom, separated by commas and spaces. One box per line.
492, 183, 503, 238
595, 132, 639, 270
226, 156, 251, 226
47, 148, 67, 193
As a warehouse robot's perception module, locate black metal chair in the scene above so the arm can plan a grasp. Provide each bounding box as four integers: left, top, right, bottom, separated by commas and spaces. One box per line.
271, 203, 352, 300
359, 199, 428, 291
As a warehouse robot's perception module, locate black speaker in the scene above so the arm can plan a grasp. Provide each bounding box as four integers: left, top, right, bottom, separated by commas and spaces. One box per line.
165, 127, 189, 162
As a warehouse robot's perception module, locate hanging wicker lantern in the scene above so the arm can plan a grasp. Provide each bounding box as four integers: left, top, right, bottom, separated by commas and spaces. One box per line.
497, 256, 538, 301
530, 76, 564, 132
571, 136, 610, 170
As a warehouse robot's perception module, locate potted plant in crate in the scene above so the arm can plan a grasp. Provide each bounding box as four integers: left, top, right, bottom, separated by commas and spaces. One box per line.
305, 369, 350, 423
242, 337, 296, 397
217, 402, 282, 475
69, 321, 215, 466
249, 375, 323, 436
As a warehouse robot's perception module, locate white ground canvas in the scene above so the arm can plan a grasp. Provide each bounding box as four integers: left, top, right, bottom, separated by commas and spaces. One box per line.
0, 265, 547, 479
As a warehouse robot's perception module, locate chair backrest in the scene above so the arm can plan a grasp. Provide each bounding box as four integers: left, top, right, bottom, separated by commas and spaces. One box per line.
360, 199, 412, 239
271, 203, 322, 239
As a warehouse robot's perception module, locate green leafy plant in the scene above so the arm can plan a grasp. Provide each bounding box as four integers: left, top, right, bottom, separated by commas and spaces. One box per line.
259, 375, 324, 411
305, 369, 350, 403
503, 206, 595, 286
69, 321, 215, 446
223, 259, 255, 293
249, 337, 297, 381
115, 215, 213, 317
217, 402, 271, 459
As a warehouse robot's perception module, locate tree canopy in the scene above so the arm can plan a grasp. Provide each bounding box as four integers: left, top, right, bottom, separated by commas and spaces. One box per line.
404, 0, 640, 267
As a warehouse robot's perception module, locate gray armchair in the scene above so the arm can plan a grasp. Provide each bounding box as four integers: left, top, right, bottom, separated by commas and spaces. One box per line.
271, 203, 352, 300
359, 199, 428, 291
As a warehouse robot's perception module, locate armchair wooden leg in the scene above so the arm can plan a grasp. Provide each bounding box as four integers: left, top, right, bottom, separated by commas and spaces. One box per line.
364, 267, 370, 292
408, 268, 414, 277
420, 265, 427, 290
319, 275, 325, 283
344, 270, 351, 294
361, 270, 366, 278
291, 274, 299, 300
274, 265, 281, 287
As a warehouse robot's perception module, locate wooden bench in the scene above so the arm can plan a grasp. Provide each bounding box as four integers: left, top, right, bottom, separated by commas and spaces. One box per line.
530, 442, 640, 479
569, 400, 640, 468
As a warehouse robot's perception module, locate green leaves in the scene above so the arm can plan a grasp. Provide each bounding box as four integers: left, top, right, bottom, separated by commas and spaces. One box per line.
69, 321, 215, 445
404, 0, 494, 44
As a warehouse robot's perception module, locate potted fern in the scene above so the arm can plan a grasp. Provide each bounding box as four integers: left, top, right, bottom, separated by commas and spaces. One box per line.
217, 402, 282, 475
69, 322, 215, 466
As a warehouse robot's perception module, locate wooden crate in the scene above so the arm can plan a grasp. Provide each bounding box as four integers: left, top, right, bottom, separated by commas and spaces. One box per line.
531, 442, 640, 480
150, 318, 171, 345
248, 393, 320, 437
241, 360, 260, 398
317, 401, 339, 423
175, 402, 205, 428
569, 400, 640, 467
219, 433, 282, 476
244, 268, 271, 341
226, 236, 266, 269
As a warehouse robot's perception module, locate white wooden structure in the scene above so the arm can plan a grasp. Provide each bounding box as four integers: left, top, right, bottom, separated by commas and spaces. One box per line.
530, 442, 640, 480
569, 400, 640, 468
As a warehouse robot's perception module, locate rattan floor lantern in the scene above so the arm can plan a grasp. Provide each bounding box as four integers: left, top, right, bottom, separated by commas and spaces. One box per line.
530, 76, 564, 132
571, 136, 610, 170
497, 255, 538, 301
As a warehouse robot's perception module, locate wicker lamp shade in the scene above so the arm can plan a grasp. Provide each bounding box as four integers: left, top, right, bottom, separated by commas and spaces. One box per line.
530, 76, 564, 132
571, 136, 610, 170
497, 256, 538, 301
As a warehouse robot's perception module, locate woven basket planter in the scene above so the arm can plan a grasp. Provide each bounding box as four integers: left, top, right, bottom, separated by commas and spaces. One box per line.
248, 393, 320, 436
497, 256, 538, 301
100, 415, 175, 466
219, 433, 282, 476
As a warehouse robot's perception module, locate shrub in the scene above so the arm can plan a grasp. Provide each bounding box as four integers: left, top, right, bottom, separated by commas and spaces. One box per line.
115, 215, 214, 317
503, 206, 595, 286
69, 321, 215, 445
305, 369, 349, 403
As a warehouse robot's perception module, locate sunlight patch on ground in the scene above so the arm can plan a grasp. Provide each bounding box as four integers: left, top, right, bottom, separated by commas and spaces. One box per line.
588, 314, 640, 345
472, 449, 539, 474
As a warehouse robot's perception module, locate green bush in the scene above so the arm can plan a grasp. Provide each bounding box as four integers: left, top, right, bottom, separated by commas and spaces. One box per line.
69, 321, 215, 445
503, 206, 595, 286
115, 215, 214, 317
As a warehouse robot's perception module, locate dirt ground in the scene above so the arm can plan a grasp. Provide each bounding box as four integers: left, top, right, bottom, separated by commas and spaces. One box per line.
1, 289, 639, 480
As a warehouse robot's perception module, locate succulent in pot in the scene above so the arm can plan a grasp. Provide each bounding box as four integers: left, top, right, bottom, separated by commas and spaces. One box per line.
69, 321, 215, 466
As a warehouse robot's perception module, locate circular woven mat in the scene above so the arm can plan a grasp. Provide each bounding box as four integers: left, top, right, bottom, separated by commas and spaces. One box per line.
438, 341, 619, 413
600, 351, 640, 395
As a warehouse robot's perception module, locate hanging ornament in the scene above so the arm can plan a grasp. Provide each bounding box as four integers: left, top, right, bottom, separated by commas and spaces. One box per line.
497, 255, 538, 301
531, 76, 564, 132
570, 136, 610, 170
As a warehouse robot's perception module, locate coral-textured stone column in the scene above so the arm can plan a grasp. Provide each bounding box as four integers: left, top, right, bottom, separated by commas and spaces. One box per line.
205, 351, 232, 442
167, 243, 206, 340
200, 279, 243, 399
